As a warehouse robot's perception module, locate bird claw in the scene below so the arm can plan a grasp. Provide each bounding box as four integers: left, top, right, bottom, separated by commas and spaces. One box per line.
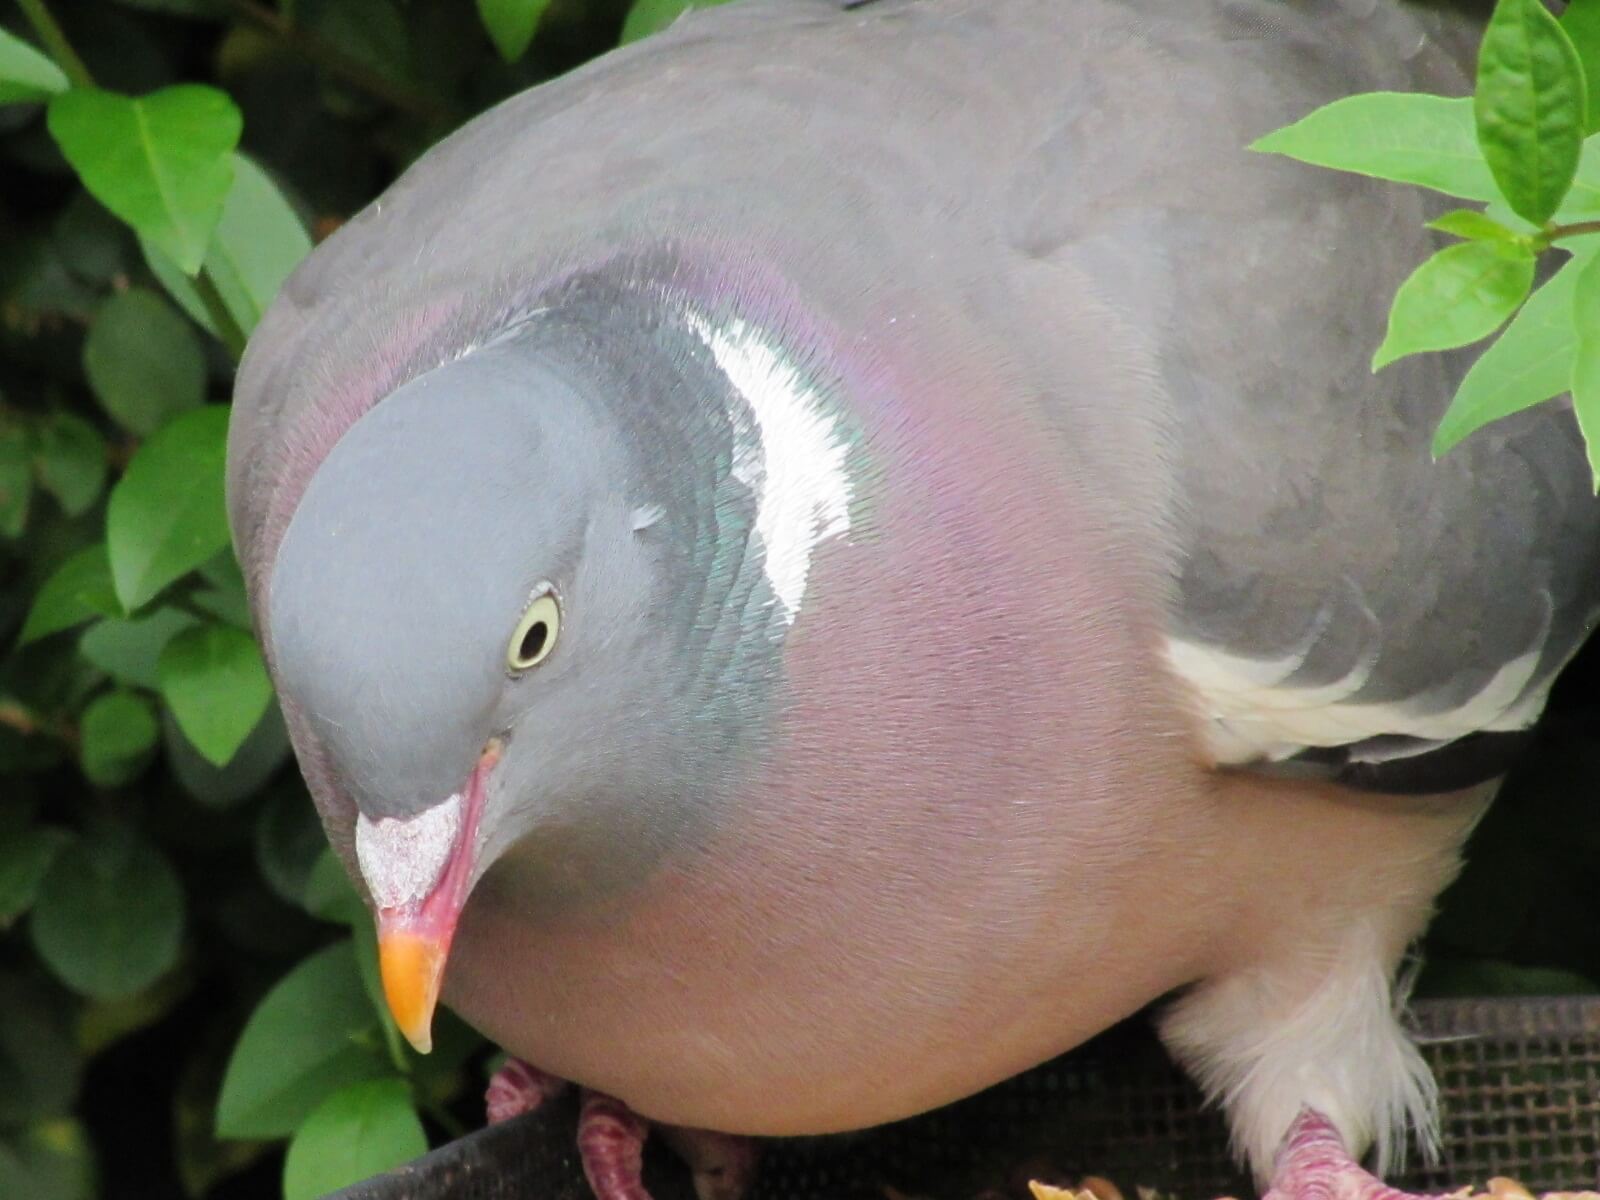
485, 1056, 568, 1124
1254, 1109, 1600, 1200
1262, 1109, 1450, 1200
484, 1061, 758, 1200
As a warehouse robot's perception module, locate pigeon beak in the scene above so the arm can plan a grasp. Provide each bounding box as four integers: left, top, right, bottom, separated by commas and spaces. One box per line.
359, 741, 501, 1054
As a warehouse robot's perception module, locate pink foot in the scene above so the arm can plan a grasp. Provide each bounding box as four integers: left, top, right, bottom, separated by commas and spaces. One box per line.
485, 1060, 760, 1200
578, 1088, 654, 1200
485, 1057, 569, 1124
1263, 1109, 1444, 1200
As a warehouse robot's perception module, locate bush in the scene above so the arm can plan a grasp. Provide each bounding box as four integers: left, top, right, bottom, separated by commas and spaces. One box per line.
2, 1, 1599, 1198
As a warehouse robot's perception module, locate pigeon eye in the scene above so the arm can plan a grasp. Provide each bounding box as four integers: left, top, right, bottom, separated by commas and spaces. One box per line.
508, 589, 560, 673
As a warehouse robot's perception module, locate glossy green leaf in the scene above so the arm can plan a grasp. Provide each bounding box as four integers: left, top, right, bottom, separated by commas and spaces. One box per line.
1565, 0, 1600, 133
621, 0, 737, 42
20, 545, 120, 645
82, 288, 205, 436
31, 414, 107, 517
1251, 93, 1502, 201
477, 0, 553, 61
164, 702, 290, 808
31, 823, 183, 997
1426, 208, 1526, 243
1475, 0, 1586, 225
1434, 249, 1594, 455
1557, 133, 1600, 216
282, 1078, 426, 1200
1372, 239, 1536, 370
106, 406, 230, 610
158, 623, 273, 767
147, 154, 311, 338
0, 828, 72, 926
215, 940, 391, 1139
0, 30, 69, 106
1570, 250, 1600, 487
76, 690, 160, 787
47, 86, 241, 274
79, 608, 196, 688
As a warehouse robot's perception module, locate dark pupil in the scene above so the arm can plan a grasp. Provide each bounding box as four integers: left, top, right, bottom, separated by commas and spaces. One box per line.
518, 621, 549, 664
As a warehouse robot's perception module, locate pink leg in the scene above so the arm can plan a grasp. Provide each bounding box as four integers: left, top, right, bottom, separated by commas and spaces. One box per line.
660, 1125, 762, 1200
487, 1064, 759, 1200
1263, 1110, 1445, 1200
578, 1088, 655, 1200
485, 1057, 569, 1125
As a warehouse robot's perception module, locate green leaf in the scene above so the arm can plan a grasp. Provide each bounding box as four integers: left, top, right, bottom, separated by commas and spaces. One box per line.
215, 940, 391, 1139
158, 623, 273, 767
1251, 93, 1503, 202
0, 426, 33, 539
302, 848, 366, 926
31, 822, 183, 997
0, 30, 69, 105
1426, 207, 1526, 243
164, 702, 290, 808
47, 85, 241, 274
77, 690, 160, 787
1565, 0, 1600, 133
106, 406, 231, 610
1372, 239, 1536, 370
622, 0, 738, 41
1570, 250, 1600, 487
205, 155, 312, 334
1556, 133, 1600, 216
0, 1120, 95, 1200
0, 974, 81, 1123
1434, 249, 1594, 455
282, 1078, 426, 1200
477, 0, 553, 61
31, 414, 107, 517
255, 784, 328, 906
79, 608, 197, 688
21, 546, 120, 645
1475, 0, 1586, 225
82, 288, 205, 436
0, 827, 72, 926
148, 154, 311, 338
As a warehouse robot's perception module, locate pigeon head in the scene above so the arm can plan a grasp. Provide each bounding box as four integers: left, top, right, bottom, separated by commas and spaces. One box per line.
265, 281, 800, 1051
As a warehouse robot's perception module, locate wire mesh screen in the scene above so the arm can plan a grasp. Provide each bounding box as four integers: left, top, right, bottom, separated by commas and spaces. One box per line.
332, 997, 1600, 1200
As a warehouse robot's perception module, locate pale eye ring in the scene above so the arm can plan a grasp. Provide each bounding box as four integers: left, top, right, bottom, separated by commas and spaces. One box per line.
507, 587, 560, 673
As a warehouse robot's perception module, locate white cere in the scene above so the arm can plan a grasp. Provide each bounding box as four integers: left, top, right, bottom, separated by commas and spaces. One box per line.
355, 794, 464, 911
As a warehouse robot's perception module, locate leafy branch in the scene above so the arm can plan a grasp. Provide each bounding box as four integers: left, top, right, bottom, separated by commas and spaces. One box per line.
1254, 0, 1600, 477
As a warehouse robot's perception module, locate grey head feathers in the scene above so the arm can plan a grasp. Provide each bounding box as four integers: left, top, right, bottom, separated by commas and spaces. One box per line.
267, 266, 813, 895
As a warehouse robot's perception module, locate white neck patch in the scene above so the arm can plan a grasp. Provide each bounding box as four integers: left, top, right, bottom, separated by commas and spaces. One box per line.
686, 312, 855, 623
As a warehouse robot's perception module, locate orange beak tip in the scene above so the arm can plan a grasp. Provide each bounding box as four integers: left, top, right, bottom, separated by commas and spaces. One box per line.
378, 927, 446, 1055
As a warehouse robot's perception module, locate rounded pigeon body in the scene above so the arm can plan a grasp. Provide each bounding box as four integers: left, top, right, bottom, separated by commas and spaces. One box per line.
232, 0, 1600, 1188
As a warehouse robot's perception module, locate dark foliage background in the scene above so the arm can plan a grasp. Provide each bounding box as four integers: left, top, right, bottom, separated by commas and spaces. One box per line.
1, 0, 1598, 1198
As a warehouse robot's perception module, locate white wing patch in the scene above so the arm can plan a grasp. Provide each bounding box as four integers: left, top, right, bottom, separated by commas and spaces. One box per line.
1165, 637, 1551, 765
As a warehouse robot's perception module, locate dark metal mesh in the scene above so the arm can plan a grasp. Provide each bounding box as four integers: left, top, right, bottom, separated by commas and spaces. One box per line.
331, 997, 1600, 1200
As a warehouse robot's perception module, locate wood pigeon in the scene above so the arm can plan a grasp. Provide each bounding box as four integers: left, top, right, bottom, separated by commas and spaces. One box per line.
228, 2, 1600, 1198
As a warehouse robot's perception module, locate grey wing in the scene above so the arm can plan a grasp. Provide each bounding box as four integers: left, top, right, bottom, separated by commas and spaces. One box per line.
1019, 0, 1600, 788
